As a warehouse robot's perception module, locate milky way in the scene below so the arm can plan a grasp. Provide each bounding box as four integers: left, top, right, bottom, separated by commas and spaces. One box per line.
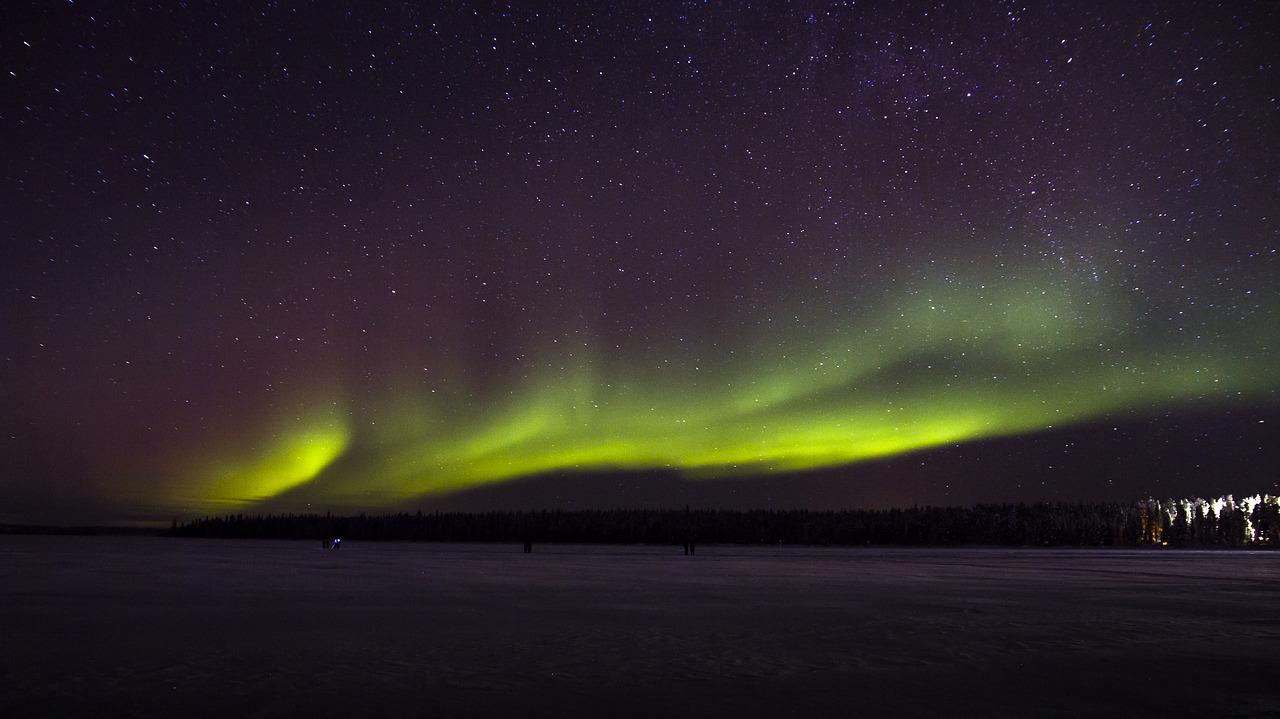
1, 2, 1276, 520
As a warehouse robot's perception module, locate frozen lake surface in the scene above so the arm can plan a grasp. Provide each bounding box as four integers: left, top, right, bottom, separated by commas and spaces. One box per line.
2, 537, 1277, 718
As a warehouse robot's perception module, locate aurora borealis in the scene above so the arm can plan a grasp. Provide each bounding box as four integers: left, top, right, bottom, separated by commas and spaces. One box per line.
169, 262, 1276, 512
2, 2, 1277, 521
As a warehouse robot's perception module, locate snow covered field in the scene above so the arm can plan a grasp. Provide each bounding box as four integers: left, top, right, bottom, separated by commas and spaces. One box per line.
2, 537, 1277, 718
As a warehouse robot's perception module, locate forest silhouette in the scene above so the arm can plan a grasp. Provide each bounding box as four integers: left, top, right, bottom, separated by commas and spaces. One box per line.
172, 495, 1278, 548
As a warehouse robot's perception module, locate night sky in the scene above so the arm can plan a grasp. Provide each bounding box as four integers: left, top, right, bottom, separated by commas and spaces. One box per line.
2, 2, 1277, 523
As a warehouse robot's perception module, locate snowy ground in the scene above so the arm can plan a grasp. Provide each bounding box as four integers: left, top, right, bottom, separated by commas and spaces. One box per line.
2, 537, 1277, 718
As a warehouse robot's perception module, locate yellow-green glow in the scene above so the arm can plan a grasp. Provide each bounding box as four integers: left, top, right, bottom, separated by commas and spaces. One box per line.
186, 417, 350, 506
166, 263, 1277, 512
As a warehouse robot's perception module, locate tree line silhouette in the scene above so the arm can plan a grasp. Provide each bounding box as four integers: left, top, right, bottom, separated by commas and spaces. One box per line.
170, 494, 1279, 547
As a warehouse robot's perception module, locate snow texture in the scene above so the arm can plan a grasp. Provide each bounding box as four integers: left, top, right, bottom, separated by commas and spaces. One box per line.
2, 537, 1277, 718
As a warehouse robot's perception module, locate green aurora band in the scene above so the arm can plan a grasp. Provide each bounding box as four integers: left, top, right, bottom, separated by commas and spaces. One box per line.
163, 264, 1277, 512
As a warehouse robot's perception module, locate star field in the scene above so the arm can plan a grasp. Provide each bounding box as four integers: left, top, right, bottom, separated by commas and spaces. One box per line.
1, 2, 1276, 520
